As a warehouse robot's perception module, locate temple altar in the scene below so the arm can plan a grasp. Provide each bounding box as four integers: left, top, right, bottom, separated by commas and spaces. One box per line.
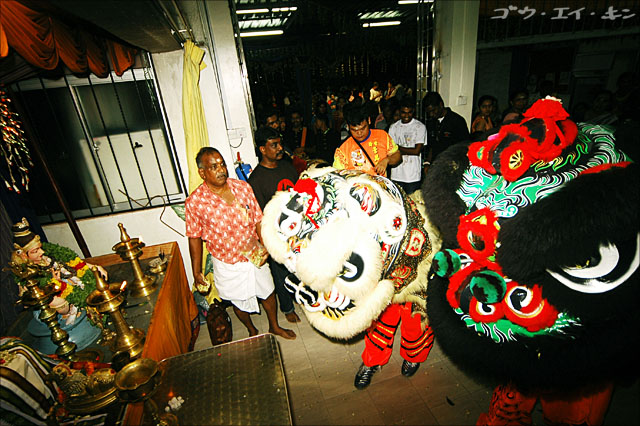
85, 241, 199, 424
5, 240, 292, 425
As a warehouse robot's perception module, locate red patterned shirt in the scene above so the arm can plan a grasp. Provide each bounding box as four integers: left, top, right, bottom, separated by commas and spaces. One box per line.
185, 179, 263, 264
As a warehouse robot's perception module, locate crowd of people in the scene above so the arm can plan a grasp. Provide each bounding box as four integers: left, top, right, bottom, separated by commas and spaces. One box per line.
254, 71, 637, 182
184, 71, 638, 387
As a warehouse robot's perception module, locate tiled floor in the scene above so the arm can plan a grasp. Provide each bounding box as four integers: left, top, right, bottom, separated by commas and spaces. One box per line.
193, 307, 639, 425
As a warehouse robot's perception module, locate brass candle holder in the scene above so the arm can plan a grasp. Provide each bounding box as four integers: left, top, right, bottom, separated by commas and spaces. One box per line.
9, 262, 77, 359
112, 223, 158, 298
115, 358, 178, 426
86, 267, 145, 360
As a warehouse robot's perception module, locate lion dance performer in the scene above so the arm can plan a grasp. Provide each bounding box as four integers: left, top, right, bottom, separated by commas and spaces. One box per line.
261, 167, 441, 388
422, 97, 638, 425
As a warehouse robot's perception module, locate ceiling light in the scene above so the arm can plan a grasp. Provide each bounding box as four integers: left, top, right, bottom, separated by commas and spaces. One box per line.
398, 0, 434, 4
238, 18, 284, 30
362, 21, 401, 28
237, 8, 270, 14
240, 29, 284, 37
272, 7, 297, 12
360, 11, 402, 20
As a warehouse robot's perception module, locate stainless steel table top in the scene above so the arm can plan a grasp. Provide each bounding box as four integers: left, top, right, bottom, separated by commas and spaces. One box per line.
150, 334, 292, 425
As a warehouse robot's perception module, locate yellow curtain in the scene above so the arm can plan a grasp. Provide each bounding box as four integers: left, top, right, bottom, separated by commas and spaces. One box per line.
182, 40, 218, 303
182, 39, 210, 193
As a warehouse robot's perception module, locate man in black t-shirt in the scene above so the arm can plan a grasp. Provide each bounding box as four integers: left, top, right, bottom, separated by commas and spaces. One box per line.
248, 127, 301, 323
422, 92, 470, 175
310, 113, 340, 164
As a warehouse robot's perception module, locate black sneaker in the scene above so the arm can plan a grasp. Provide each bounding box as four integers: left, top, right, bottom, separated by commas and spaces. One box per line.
401, 360, 420, 377
354, 363, 379, 389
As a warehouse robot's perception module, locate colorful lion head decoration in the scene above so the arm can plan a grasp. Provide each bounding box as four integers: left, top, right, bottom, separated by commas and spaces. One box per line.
423, 97, 639, 390
262, 168, 440, 339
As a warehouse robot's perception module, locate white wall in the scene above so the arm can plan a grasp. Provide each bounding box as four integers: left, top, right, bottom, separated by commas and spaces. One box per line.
474, 49, 513, 116
204, 0, 256, 153
43, 206, 192, 284
151, 46, 256, 184
435, 0, 480, 124
42, 50, 199, 285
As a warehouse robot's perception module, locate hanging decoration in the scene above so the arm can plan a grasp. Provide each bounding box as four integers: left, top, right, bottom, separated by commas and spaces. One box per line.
0, 87, 33, 194
0, 0, 137, 78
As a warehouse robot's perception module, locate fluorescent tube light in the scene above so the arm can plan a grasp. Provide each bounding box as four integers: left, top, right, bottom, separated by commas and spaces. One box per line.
362, 21, 401, 28
237, 8, 270, 14
272, 7, 297, 12
240, 29, 284, 37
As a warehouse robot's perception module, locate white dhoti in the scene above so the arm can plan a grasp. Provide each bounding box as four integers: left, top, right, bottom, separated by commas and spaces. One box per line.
211, 258, 275, 313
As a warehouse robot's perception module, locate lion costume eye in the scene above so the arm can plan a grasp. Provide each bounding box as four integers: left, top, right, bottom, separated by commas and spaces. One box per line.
506, 286, 535, 314
502, 282, 559, 332
278, 196, 305, 237
469, 298, 504, 323
339, 252, 364, 282
546, 234, 639, 294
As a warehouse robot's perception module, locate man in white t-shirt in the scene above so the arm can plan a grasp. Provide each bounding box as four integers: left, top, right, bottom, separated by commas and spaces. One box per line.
389, 99, 427, 194
370, 81, 383, 103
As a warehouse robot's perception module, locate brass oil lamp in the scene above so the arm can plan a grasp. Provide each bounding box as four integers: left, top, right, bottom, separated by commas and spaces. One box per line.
10, 262, 77, 359
112, 223, 158, 298
115, 358, 178, 426
86, 267, 145, 360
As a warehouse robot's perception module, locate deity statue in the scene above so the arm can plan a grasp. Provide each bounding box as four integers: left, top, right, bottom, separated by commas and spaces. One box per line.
10, 218, 104, 352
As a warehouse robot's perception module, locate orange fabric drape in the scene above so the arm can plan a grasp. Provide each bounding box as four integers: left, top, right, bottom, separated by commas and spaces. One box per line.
0, 31, 7, 58
107, 40, 138, 76
0, 0, 136, 77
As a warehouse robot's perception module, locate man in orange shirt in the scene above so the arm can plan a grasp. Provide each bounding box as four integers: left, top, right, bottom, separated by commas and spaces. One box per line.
333, 106, 433, 389
333, 105, 402, 176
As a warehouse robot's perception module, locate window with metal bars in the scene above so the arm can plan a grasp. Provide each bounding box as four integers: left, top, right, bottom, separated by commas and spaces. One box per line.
10, 61, 186, 224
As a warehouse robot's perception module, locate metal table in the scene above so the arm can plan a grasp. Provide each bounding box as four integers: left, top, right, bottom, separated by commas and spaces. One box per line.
148, 334, 292, 425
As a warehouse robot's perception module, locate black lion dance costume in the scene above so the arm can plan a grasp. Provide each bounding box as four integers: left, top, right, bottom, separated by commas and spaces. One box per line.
261, 168, 440, 386
423, 97, 638, 425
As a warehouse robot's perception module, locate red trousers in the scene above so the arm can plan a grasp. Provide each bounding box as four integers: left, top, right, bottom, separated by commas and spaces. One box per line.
477, 381, 614, 426
362, 302, 434, 367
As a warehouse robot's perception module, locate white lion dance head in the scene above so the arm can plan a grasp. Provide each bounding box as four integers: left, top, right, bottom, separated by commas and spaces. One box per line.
261, 168, 440, 339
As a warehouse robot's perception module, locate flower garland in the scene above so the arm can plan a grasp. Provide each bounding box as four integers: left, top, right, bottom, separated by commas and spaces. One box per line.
14, 242, 97, 309
44, 242, 96, 308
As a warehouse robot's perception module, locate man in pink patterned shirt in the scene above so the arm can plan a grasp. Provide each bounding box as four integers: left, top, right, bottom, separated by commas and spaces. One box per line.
186, 147, 295, 340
